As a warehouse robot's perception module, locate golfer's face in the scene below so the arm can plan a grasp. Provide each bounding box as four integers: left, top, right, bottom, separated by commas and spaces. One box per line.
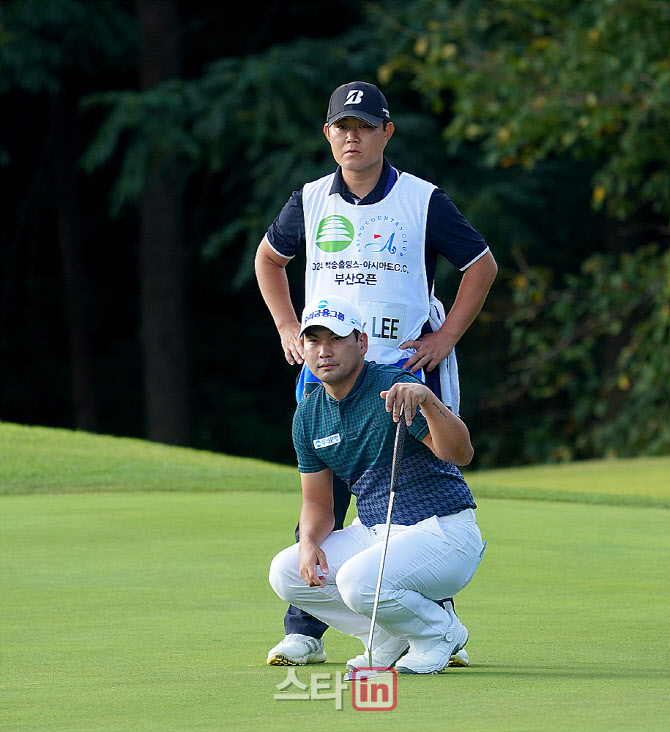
302, 327, 365, 386
324, 117, 393, 174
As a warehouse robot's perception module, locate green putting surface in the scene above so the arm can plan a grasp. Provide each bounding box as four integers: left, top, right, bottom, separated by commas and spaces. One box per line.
2, 490, 669, 731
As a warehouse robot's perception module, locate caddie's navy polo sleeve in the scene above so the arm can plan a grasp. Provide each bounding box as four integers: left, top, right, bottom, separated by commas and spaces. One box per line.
426, 189, 488, 272
266, 190, 305, 258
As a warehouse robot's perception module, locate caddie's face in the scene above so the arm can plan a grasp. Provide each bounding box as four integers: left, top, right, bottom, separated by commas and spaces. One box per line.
324, 117, 394, 174
302, 326, 368, 394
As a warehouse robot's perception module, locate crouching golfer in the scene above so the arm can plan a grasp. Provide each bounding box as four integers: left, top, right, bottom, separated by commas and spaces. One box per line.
269, 296, 486, 674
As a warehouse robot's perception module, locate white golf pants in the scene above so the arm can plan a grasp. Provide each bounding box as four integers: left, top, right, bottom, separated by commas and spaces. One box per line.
269, 509, 485, 652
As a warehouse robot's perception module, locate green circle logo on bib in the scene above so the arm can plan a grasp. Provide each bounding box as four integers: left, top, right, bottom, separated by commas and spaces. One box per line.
315, 215, 354, 252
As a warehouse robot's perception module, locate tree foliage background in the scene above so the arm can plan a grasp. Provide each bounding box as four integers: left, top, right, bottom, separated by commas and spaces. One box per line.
1, 0, 668, 468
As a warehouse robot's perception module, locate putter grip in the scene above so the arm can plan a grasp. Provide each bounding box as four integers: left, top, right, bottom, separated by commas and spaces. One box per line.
389, 411, 407, 496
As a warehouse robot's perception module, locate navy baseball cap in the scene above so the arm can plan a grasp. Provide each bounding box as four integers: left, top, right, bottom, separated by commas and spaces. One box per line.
326, 81, 391, 127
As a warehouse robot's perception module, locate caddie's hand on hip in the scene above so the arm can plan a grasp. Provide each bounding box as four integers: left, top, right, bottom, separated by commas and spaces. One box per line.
380, 382, 431, 426
298, 540, 329, 587
399, 330, 455, 373
279, 323, 304, 366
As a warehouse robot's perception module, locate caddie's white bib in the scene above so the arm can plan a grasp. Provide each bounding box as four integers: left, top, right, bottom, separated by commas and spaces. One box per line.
303, 172, 436, 364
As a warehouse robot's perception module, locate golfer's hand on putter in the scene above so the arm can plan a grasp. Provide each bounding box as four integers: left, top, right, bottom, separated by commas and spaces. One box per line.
299, 540, 329, 587
380, 383, 431, 425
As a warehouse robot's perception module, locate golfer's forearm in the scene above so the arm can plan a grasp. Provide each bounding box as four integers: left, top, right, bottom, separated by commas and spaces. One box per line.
421, 398, 474, 466
254, 240, 298, 330
299, 502, 335, 546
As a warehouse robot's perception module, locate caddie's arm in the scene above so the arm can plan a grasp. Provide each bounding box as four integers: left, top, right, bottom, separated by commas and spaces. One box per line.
297, 468, 336, 588
400, 250, 498, 373
381, 383, 474, 466
254, 237, 304, 366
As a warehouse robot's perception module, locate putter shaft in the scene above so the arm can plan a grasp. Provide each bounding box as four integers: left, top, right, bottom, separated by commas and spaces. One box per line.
366, 405, 407, 668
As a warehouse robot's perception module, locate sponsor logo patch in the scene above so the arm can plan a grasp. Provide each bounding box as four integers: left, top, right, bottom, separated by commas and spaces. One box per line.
316, 215, 354, 253
355, 215, 408, 259
314, 433, 341, 449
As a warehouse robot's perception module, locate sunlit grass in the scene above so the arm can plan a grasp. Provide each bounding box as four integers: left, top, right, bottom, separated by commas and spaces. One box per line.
3, 422, 669, 509
2, 422, 669, 730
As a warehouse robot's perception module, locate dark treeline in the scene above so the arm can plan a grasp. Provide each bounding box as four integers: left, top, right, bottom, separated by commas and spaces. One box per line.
1, 0, 668, 468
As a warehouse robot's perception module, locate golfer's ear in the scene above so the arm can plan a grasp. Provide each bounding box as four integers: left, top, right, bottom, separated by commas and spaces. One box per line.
359, 332, 368, 356
323, 123, 330, 140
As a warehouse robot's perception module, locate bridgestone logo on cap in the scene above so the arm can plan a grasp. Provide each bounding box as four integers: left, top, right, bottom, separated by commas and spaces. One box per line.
315, 215, 354, 253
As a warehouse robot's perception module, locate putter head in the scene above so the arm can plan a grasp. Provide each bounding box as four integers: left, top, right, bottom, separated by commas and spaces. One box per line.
343, 668, 382, 682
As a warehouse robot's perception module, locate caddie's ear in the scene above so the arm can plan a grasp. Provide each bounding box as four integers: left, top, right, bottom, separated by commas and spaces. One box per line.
323, 123, 330, 140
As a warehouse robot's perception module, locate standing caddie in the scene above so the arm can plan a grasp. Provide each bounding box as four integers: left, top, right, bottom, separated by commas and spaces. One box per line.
256, 80, 497, 666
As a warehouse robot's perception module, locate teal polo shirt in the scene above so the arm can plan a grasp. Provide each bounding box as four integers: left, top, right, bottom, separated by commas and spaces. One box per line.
292, 361, 476, 527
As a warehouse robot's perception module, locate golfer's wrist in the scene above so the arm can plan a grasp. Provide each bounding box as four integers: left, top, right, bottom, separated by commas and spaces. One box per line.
299, 535, 321, 551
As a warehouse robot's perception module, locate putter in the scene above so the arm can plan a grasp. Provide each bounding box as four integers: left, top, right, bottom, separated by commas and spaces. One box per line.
345, 405, 407, 682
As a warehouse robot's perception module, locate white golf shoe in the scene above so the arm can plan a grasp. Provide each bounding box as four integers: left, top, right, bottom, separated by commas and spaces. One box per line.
346, 636, 470, 671
395, 620, 469, 675
448, 648, 470, 667
266, 634, 327, 666
346, 636, 410, 671
441, 599, 470, 666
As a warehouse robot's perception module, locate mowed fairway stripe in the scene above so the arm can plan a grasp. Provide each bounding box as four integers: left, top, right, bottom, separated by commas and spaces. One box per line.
1, 493, 669, 731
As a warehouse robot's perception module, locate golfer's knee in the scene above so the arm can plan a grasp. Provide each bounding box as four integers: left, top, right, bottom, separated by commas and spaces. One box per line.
269, 547, 300, 603
336, 561, 374, 616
